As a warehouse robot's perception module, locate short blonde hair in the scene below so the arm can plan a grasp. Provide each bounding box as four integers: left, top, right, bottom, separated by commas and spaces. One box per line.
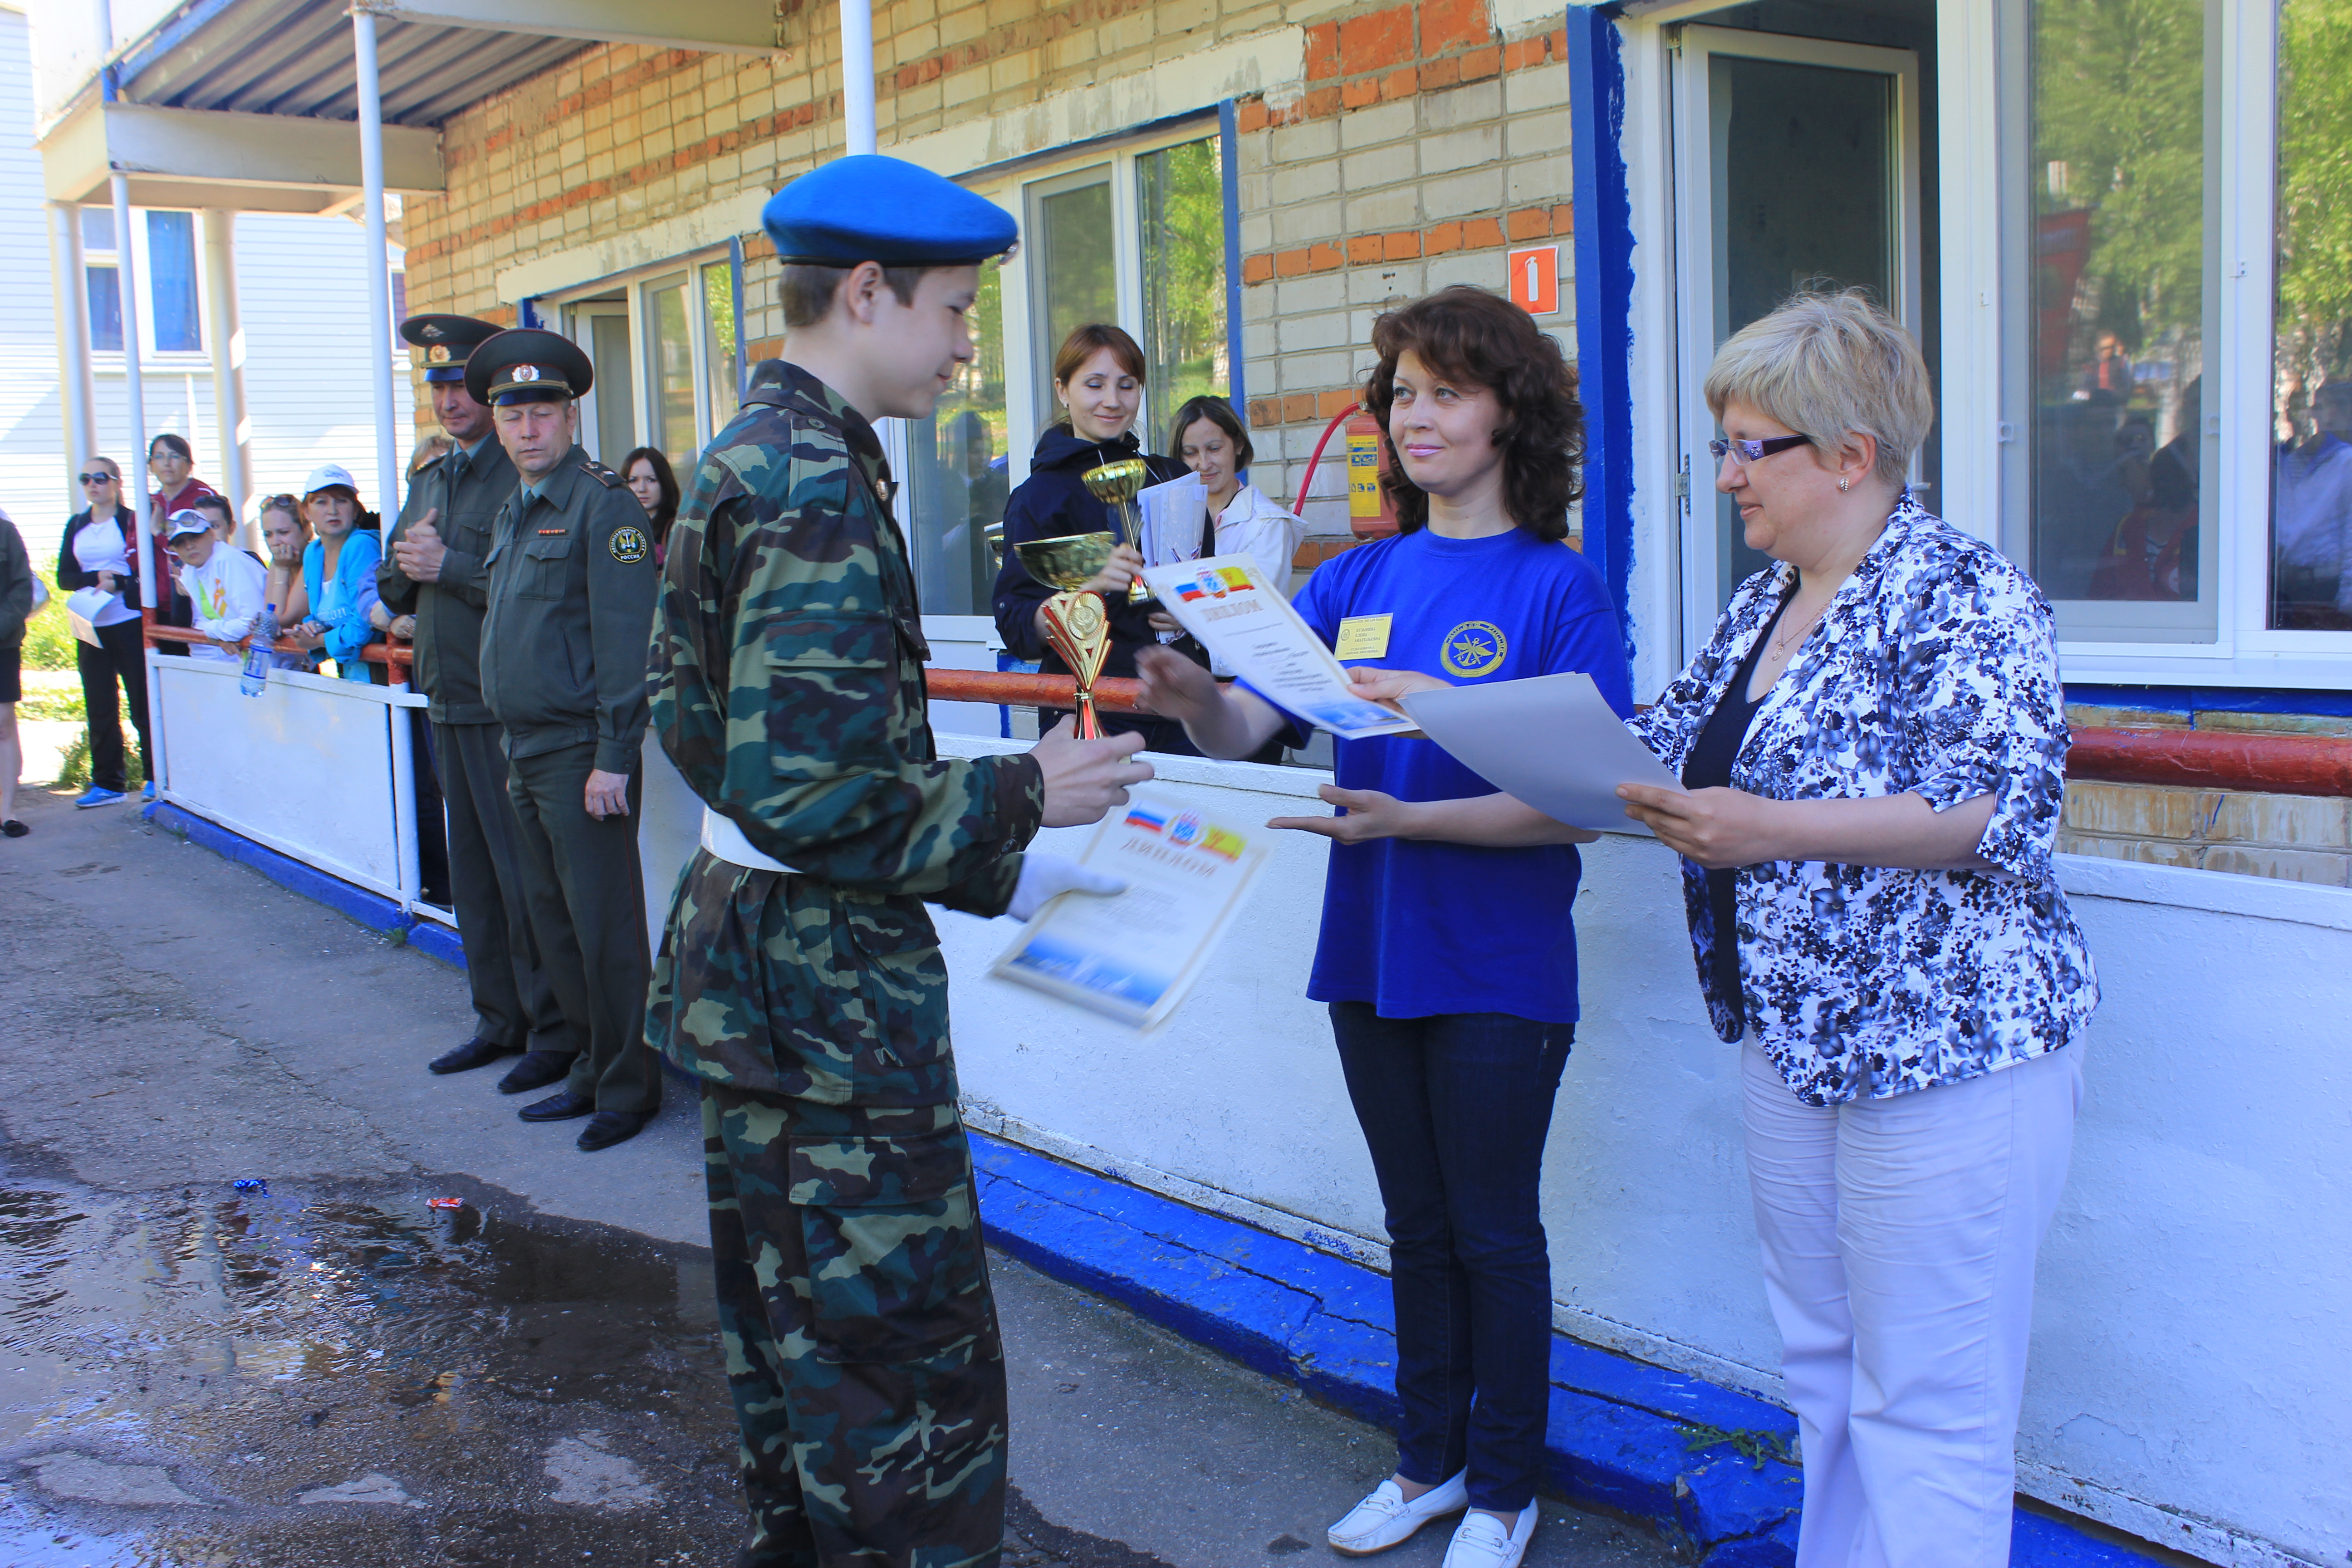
1703, 289, 1932, 487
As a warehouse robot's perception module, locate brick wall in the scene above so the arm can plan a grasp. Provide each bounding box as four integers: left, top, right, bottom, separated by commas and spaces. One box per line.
402, 1, 1577, 490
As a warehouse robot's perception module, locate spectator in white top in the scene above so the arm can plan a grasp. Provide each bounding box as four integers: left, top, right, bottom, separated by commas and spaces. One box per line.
1165, 394, 1307, 594
2274, 381, 2352, 627
165, 509, 267, 663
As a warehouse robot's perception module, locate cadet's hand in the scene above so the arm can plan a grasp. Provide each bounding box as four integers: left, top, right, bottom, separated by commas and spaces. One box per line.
1269, 784, 1422, 844
1006, 852, 1127, 921
1080, 543, 1145, 598
1133, 644, 1221, 725
1343, 666, 1451, 705
1032, 717, 1153, 828
393, 510, 447, 582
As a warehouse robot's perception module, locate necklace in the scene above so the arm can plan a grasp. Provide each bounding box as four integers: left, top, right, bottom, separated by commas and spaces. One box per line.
1770, 598, 1829, 662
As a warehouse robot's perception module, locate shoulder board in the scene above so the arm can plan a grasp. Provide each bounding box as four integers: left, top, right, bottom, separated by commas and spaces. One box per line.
414, 450, 448, 471
581, 458, 623, 489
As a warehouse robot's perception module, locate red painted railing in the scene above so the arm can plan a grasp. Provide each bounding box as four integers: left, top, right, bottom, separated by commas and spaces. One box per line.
922, 667, 2352, 797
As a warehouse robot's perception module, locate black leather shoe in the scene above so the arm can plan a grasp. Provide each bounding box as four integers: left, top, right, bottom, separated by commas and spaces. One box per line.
576, 1110, 657, 1152
519, 1089, 595, 1123
496, 1050, 574, 1094
427, 1037, 520, 1075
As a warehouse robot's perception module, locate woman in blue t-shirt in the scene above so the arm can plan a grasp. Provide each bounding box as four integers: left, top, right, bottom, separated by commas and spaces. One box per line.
1138, 286, 1632, 1568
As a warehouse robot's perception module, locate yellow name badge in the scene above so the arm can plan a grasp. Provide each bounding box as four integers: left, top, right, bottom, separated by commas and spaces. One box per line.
1332, 613, 1393, 660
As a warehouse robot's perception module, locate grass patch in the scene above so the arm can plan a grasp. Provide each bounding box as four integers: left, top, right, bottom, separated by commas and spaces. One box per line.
22, 573, 80, 673
15, 682, 86, 723
52, 725, 144, 793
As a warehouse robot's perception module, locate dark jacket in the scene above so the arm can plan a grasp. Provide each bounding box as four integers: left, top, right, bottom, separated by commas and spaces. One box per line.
478, 445, 657, 774
379, 434, 519, 725
989, 426, 1187, 681
57, 506, 146, 610
0, 513, 32, 649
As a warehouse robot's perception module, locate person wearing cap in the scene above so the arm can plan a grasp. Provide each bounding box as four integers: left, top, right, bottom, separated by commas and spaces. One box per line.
646, 155, 1154, 1568
286, 464, 384, 683
164, 507, 268, 664
468, 328, 662, 1154
381, 314, 567, 1088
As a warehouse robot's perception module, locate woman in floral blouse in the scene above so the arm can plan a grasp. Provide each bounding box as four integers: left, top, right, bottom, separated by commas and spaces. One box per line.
1618, 291, 2098, 1568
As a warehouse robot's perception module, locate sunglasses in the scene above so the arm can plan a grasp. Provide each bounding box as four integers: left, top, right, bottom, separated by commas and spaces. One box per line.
1708, 435, 1813, 465
78, 472, 119, 485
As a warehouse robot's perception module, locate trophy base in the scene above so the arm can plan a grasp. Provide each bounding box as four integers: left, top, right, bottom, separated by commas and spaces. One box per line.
1038, 588, 1113, 742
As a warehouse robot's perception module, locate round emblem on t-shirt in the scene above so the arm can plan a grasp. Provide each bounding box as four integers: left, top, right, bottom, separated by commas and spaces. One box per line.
609, 525, 649, 564
1439, 619, 1507, 678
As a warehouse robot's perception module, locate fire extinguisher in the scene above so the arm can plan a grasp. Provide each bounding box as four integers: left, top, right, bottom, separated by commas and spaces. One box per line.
1295, 402, 1399, 539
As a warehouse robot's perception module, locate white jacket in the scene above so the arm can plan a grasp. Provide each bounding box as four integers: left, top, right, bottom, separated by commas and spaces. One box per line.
1211, 483, 1307, 594
176, 546, 268, 662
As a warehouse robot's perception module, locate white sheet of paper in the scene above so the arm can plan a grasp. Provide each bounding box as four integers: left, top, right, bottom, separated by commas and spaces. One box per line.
1137, 474, 1207, 568
990, 791, 1271, 1030
1401, 672, 1683, 836
1139, 554, 1418, 740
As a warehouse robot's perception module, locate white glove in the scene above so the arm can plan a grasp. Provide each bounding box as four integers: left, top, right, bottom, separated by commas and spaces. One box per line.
1007, 853, 1127, 921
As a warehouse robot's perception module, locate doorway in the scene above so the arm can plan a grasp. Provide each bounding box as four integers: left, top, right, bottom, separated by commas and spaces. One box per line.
1669, 24, 1925, 646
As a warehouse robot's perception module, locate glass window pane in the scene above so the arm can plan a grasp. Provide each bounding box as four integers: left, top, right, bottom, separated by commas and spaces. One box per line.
147, 211, 201, 353
2270, 0, 2352, 631
2027, 0, 2213, 635
1031, 176, 1115, 427
81, 206, 114, 254
87, 265, 123, 353
702, 260, 740, 432
649, 280, 696, 468
906, 262, 1010, 617
589, 313, 634, 462
1137, 137, 1229, 444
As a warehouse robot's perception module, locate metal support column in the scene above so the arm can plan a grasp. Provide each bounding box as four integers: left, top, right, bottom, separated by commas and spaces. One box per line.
110, 175, 151, 603
200, 210, 253, 546
840, 0, 876, 154
351, 6, 401, 514
46, 203, 100, 513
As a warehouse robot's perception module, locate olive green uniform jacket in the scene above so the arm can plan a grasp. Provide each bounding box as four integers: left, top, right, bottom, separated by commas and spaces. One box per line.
377, 434, 518, 725
478, 446, 657, 774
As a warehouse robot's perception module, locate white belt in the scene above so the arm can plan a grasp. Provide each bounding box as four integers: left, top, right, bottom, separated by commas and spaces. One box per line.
700, 808, 800, 874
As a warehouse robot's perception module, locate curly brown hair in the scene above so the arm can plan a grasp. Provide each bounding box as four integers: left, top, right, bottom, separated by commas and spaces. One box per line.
1361, 285, 1585, 540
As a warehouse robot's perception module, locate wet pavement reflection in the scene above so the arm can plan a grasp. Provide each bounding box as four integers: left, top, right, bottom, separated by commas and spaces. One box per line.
0, 1166, 745, 1567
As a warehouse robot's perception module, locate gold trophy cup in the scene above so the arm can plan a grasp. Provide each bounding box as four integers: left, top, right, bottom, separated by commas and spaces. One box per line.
1081, 458, 1152, 605
1013, 531, 1118, 738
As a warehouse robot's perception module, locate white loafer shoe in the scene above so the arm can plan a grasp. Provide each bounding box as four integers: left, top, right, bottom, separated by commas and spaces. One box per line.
1440, 1501, 1539, 1568
1327, 1470, 1470, 1557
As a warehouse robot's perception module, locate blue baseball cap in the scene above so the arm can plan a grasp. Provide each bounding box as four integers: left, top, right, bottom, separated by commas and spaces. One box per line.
761, 155, 1017, 267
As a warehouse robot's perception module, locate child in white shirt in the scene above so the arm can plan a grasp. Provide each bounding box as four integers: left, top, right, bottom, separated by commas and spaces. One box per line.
165, 508, 267, 663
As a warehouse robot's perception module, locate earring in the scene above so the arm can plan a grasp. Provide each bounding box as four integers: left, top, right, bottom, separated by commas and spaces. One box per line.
1838, 478, 1850, 491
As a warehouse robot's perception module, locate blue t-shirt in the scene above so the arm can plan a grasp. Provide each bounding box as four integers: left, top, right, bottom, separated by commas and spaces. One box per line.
1259, 526, 1634, 1024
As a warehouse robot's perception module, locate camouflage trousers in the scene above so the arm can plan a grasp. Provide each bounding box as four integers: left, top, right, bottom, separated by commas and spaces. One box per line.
702, 1083, 1006, 1568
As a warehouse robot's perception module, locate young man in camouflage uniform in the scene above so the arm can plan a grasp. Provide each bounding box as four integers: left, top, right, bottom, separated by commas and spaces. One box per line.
646, 156, 1154, 1567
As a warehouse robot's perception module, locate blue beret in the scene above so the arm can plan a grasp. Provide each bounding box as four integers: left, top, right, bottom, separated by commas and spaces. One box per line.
762, 155, 1018, 267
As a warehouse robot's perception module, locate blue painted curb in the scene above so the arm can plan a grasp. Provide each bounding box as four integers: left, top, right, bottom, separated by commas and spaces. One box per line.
970, 1135, 2157, 1568
139, 802, 2152, 1565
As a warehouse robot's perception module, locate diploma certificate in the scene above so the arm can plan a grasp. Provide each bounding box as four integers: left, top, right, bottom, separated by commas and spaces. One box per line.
1139, 554, 1419, 740
990, 791, 1271, 1030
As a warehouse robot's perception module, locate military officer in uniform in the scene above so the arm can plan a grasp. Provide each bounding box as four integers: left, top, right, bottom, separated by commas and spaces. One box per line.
381, 314, 571, 1093
468, 328, 663, 1153
646, 156, 1153, 1567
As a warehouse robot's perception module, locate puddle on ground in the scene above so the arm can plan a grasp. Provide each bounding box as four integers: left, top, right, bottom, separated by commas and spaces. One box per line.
0, 1166, 745, 1567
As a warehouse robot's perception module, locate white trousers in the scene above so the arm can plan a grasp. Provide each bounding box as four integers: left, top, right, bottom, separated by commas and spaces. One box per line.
1741, 1043, 2083, 1568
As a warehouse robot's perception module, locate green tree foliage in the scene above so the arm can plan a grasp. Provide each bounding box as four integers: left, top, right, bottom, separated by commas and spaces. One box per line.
2278, 0, 2352, 380
1140, 138, 1230, 428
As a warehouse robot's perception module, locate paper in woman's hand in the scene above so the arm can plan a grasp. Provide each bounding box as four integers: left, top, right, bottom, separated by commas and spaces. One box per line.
1136, 474, 1207, 568
1400, 672, 1683, 836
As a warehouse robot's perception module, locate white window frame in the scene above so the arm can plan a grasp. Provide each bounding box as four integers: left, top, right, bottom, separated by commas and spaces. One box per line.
81, 203, 212, 368
544, 247, 737, 468
1619, 0, 2352, 693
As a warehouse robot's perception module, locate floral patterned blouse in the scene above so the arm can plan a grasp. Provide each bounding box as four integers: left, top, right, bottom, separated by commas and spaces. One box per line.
1629, 492, 2099, 1106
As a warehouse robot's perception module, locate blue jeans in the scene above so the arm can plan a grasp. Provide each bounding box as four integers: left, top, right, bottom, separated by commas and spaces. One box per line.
1331, 1003, 1572, 1514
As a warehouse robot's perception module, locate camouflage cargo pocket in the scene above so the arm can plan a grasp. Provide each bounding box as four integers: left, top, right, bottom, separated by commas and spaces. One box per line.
841, 895, 951, 1078
789, 1120, 990, 1365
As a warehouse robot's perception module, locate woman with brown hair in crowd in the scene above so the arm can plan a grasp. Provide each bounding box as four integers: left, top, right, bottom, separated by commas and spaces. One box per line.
989, 322, 1196, 753
621, 446, 682, 566
144, 433, 219, 655
1138, 286, 1632, 1568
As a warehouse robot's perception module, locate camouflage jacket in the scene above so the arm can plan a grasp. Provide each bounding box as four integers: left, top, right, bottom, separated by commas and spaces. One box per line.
646, 359, 1044, 1104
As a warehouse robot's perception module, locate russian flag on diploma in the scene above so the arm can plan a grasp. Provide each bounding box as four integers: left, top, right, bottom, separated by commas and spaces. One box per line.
1122, 805, 1168, 833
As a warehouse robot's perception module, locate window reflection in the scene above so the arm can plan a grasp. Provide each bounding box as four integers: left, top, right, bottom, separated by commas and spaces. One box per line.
701, 261, 740, 434
2028, 0, 2210, 621
1032, 179, 1115, 427
907, 264, 1010, 616
650, 279, 696, 470
2270, 0, 2352, 631
1138, 137, 1229, 437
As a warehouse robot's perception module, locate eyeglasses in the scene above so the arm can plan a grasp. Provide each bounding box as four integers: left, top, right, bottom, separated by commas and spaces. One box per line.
1708, 434, 1813, 466
264, 494, 299, 508
78, 472, 118, 485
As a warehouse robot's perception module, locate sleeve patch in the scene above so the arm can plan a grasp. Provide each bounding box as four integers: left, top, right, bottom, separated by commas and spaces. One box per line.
609, 525, 650, 564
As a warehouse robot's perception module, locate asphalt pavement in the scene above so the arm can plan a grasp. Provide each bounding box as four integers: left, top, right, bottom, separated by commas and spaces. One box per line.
0, 784, 1678, 1568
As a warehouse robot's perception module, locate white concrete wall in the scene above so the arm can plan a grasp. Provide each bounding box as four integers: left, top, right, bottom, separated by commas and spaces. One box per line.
0, 10, 414, 564
928, 733, 2352, 1568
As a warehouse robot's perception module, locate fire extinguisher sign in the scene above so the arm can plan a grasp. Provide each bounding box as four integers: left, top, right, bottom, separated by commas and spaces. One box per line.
1507, 245, 1559, 315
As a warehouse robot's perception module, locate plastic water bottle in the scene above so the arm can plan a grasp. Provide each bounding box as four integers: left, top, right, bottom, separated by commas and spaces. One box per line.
240, 603, 278, 697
